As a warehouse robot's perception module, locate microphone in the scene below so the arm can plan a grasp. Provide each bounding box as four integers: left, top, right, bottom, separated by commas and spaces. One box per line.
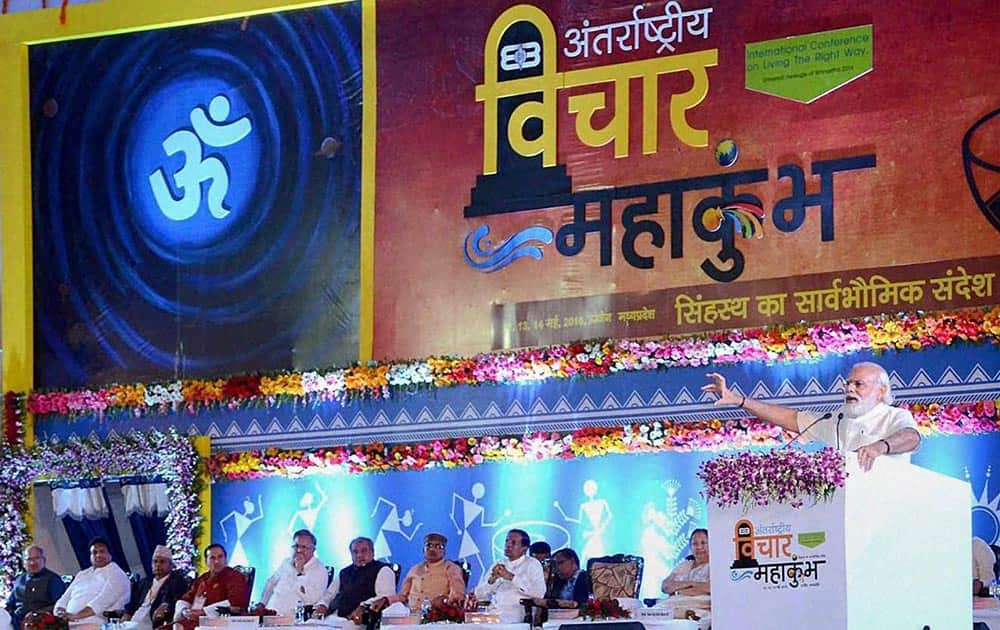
781, 412, 832, 449
835, 412, 844, 451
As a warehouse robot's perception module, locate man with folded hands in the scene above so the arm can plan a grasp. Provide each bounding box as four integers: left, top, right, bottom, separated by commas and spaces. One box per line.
474, 529, 546, 622
174, 544, 249, 630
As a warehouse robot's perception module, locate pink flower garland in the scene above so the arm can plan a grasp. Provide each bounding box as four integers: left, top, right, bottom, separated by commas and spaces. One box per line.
24, 307, 1000, 420
208, 400, 999, 481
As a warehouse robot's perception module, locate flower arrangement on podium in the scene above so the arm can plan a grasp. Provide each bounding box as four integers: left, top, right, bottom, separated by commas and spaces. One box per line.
23, 611, 69, 630
697, 447, 847, 511
421, 601, 465, 624
579, 599, 631, 620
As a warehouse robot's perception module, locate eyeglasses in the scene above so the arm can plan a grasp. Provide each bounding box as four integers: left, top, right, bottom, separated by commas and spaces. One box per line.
292, 544, 315, 550
424, 542, 445, 549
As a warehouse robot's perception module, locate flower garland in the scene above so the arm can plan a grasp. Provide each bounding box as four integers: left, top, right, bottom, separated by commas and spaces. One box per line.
3, 391, 26, 445
0, 431, 201, 600
24, 307, 1000, 420
207, 400, 998, 481
697, 447, 848, 511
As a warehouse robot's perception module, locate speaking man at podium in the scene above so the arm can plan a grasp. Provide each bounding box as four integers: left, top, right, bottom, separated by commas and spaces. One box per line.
703, 361, 920, 471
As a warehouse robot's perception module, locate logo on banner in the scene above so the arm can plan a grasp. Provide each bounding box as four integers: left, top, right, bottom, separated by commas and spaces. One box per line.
149, 94, 253, 222
729, 518, 827, 590
969, 467, 1000, 544
462, 3, 875, 282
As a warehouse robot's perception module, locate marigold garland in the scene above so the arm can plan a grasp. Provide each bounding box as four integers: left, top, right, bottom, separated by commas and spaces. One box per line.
23, 307, 1000, 420
207, 400, 998, 481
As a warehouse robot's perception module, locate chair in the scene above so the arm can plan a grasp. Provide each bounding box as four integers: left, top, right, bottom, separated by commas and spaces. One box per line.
390, 563, 401, 587
232, 565, 256, 607
327, 565, 337, 587
452, 559, 471, 587
586, 554, 644, 600
127, 571, 145, 614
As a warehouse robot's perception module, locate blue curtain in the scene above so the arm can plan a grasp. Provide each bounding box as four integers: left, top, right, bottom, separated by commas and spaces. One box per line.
121, 475, 170, 577
51, 479, 129, 571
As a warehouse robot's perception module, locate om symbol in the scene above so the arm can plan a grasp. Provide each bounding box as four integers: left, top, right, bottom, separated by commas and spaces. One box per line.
148, 94, 252, 222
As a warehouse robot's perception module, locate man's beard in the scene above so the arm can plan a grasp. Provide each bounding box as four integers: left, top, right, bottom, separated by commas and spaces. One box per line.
843, 398, 878, 418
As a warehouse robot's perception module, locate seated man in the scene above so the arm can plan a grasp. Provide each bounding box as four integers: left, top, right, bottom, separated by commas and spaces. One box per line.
124, 545, 189, 630
174, 544, 249, 630
257, 529, 328, 617
313, 537, 395, 621
5, 545, 67, 630
54, 538, 130, 626
973, 536, 996, 597
374, 533, 465, 612
544, 548, 591, 607
474, 529, 545, 622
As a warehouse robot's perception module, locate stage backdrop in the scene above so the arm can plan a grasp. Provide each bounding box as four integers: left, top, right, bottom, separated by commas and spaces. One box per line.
211, 432, 1000, 602
29, 2, 363, 389
373, 0, 1000, 360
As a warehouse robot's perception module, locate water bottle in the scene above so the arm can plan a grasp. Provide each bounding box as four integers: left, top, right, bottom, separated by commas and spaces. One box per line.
295, 598, 305, 623
420, 596, 432, 619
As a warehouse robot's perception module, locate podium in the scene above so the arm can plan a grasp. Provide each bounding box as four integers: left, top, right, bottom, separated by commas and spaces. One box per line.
707, 452, 970, 630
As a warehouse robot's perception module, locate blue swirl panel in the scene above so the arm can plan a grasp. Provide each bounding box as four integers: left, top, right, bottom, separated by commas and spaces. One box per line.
30, 4, 362, 388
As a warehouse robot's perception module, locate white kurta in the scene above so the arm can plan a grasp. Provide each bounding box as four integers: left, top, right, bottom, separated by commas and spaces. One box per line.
260, 556, 329, 616
54, 563, 130, 625
474, 555, 545, 623
797, 402, 917, 461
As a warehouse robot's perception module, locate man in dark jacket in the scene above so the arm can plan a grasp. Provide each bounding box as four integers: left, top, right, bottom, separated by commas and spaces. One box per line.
313, 537, 394, 620
124, 546, 189, 630
5, 546, 67, 630
546, 548, 591, 606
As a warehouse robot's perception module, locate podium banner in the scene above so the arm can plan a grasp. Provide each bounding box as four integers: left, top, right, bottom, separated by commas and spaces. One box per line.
709, 493, 846, 630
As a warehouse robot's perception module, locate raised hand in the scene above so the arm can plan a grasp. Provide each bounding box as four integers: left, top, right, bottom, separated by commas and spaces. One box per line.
702, 372, 742, 406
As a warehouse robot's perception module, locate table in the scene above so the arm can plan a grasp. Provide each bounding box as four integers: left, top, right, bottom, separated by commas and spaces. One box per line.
384, 624, 529, 630
974, 606, 1000, 629
542, 618, 701, 630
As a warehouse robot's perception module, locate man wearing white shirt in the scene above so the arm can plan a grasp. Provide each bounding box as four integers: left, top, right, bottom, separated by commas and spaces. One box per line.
313, 537, 395, 620
703, 362, 920, 471
474, 529, 546, 623
258, 529, 328, 616
54, 538, 130, 626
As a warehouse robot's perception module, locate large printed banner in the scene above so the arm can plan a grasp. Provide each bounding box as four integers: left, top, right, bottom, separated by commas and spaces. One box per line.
212, 452, 711, 601
30, 3, 363, 388
373, 0, 1000, 360
211, 432, 1000, 603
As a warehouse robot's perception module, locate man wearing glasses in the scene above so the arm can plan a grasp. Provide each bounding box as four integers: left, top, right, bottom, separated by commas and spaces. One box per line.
313, 537, 395, 620
375, 533, 466, 611
258, 530, 328, 617
5, 546, 66, 630
703, 361, 920, 471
